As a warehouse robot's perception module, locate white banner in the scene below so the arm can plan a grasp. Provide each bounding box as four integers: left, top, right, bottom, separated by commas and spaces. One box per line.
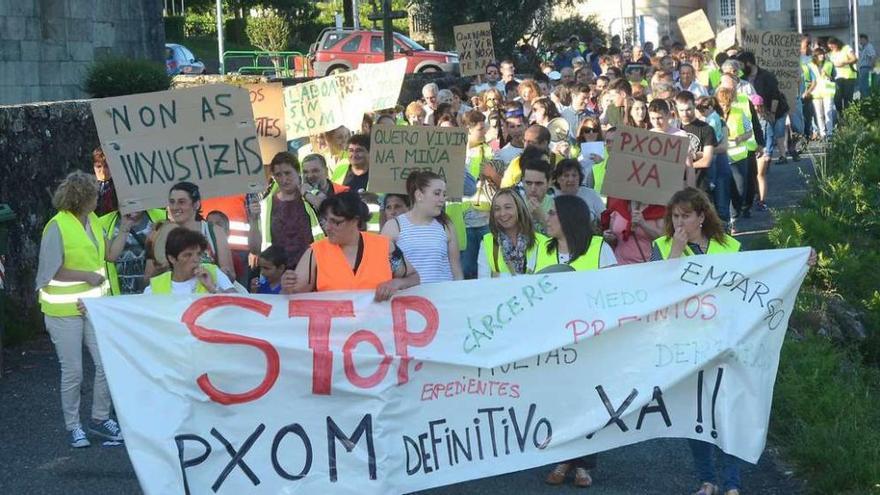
85, 248, 810, 495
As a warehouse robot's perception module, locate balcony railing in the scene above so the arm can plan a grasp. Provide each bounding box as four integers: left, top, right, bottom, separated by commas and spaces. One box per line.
789, 6, 852, 29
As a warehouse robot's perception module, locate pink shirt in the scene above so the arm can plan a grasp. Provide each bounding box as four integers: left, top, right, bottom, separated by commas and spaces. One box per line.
609, 210, 663, 265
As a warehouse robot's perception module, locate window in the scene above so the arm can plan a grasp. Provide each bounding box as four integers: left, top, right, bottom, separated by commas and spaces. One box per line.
765, 0, 780, 11
858, 0, 871, 5
812, 0, 829, 24
719, 0, 737, 26
370, 37, 383, 53
322, 32, 346, 50
341, 35, 363, 52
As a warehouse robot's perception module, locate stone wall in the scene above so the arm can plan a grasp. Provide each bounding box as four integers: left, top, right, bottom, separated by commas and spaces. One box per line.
0, 0, 165, 105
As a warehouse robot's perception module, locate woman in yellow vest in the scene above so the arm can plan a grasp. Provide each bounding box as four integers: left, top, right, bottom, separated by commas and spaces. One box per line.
101, 208, 166, 295
809, 47, 836, 139
828, 37, 858, 112
716, 88, 754, 233
541, 195, 615, 487
247, 152, 323, 269
36, 171, 122, 448
144, 227, 236, 295
282, 192, 420, 302
651, 187, 740, 262
477, 188, 547, 278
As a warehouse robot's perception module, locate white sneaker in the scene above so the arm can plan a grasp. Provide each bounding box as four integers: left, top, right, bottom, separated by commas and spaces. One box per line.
69, 427, 91, 448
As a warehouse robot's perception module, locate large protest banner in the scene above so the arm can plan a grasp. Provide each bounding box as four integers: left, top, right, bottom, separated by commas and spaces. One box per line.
601, 126, 689, 205
454, 22, 495, 77
86, 247, 811, 495
91, 85, 266, 214
283, 58, 407, 139
369, 124, 467, 198
246, 83, 287, 165
677, 10, 715, 48
741, 31, 801, 110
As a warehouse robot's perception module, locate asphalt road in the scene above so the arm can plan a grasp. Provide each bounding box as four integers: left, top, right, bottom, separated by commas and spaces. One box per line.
0, 159, 815, 495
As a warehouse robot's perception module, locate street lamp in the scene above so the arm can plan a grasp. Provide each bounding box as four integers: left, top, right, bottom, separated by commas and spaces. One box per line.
216, 0, 225, 74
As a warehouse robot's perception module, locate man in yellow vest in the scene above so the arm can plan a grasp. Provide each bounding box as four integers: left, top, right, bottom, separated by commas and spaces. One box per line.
501, 125, 563, 188
36, 170, 121, 448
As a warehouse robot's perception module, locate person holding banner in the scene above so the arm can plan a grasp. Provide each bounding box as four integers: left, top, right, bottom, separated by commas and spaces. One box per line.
282, 192, 420, 302
477, 188, 547, 277
248, 152, 323, 269
144, 227, 237, 295
36, 170, 122, 448
381, 171, 462, 283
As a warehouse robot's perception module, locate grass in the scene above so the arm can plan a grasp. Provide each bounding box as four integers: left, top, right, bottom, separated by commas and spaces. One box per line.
770, 327, 880, 494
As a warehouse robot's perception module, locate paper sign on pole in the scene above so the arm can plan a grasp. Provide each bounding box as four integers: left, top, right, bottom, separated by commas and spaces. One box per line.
741, 30, 801, 112
91, 84, 266, 214
677, 10, 715, 48
86, 248, 811, 495
716, 26, 738, 51
369, 124, 467, 198
246, 83, 287, 165
601, 126, 689, 205
454, 22, 495, 77
283, 58, 407, 139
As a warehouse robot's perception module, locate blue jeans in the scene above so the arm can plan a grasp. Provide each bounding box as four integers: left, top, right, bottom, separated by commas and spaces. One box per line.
689, 439, 742, 492
462, 225, 489, 280
859, 67, 872, 98
709, 154, 732, 224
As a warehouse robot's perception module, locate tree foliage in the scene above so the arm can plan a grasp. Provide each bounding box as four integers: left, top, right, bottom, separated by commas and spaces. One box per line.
246, 10, 291, 51
538, 14, 606, 49
410, 0, 568, 56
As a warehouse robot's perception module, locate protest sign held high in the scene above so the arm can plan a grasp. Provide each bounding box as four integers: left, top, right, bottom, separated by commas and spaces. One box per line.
454, 22, 495, 77
246, 83, 287, 165
283, 58, 407, 139
677, 10, 715, 49
601, 126, 689, 205
91, 85, 266, 214
369, 124, 467, 198
716, 26, 737, 52
86, 247, 811, 495
741, 30, 801, 110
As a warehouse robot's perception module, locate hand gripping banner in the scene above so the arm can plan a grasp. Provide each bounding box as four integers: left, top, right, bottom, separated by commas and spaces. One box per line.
85, 247, 811, 495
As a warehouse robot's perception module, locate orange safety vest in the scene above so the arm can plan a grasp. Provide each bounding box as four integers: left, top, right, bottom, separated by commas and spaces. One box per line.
312, 232, 392, 292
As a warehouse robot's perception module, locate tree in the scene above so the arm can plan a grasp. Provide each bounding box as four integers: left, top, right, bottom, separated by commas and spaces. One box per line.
246, 10, 291, 51
411, 0, 572, 58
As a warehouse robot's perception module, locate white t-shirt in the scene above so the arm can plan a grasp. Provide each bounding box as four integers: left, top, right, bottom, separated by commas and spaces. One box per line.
495, 143, 524, 166
143, 270, 234, 295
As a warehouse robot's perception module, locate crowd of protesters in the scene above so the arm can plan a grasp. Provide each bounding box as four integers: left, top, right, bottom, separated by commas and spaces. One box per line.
35, 27, 828, 495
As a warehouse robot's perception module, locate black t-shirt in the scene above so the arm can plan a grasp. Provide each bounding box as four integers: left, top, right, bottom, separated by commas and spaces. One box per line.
343, 169, 369, 193
753, 68, 790, 119
681, 120, 717, 193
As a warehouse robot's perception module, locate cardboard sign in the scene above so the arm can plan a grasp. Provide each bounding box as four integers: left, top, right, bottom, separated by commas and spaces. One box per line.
741, 30, 801, 110
91, 84, 266, 214
602, 126, 689, 205
677, 10, 715, 48
246, 83, 287, 165
369, 124, 467, 198
86, 247, 812, 495
454, 22, 495, 77
716, 26, 738, 51
283, 58, 407, 139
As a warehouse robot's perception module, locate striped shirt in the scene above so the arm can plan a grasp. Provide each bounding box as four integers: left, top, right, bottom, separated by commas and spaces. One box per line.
395, 213, 453, 284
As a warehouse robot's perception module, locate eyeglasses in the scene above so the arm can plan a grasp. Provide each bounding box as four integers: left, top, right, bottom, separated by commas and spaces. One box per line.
320, 216, 349, 227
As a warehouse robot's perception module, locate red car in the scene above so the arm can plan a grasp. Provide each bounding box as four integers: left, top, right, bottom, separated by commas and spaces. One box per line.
308, 28, 459, 76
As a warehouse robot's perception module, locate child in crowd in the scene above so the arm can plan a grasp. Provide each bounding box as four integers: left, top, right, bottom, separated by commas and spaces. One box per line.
250, 245, 286, 294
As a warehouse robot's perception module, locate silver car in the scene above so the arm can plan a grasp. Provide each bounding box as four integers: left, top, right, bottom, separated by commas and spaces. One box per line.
165, 43, 206, 75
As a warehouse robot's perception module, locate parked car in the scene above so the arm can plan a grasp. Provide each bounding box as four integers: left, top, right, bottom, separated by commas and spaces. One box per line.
165, 43, 206, 76
308, 28, 459, 77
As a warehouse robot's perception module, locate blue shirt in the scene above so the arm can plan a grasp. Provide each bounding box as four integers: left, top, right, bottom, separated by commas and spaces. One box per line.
256, 276, 282, 294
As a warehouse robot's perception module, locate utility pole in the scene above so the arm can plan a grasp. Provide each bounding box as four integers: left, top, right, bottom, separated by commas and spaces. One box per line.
853, 0, 860, 57
216, 0, 225, 74
367, 0, 407, 61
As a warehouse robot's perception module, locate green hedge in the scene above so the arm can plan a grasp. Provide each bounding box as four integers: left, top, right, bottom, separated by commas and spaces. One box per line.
164, 15, 185, 41
83, 57, 171, 98
768, 95, 880, 493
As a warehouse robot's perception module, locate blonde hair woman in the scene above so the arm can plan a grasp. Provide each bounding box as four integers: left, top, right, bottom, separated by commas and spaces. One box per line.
36, 170, 122, 448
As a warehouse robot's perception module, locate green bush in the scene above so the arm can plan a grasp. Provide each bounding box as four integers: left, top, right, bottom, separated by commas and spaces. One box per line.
164, 15, 185, 41
83, 57, 171, 98
246, 12, 290, 52
540, 15, 606, 49
185, 11, 219, 37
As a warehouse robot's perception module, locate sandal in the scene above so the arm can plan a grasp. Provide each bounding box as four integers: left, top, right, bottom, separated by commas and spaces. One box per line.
573, 467, 593, 488
545, 463, 570, 485
694, 482, 719, 495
